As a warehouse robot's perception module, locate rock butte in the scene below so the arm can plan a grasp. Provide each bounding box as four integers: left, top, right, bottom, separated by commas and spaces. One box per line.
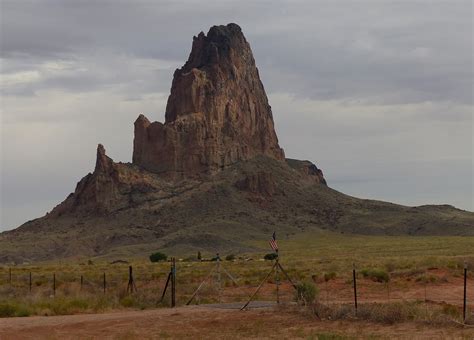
48, 23, 326, 218
133, 23, 287, 177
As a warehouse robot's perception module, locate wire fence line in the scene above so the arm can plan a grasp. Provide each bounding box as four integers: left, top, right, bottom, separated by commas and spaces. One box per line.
0, 261, 472, 320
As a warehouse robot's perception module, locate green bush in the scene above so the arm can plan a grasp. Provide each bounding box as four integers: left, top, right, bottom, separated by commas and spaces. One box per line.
264, 253, 278, 261
225, 254, 236, 261
324, 272, 337, 281
0, 303, 16, 317
120, 296, 135, 308
295, 281, 318, 304
360, 268, 390, 283
149, 252, 167, 262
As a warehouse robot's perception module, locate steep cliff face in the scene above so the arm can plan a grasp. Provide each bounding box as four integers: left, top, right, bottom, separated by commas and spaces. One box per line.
133, 23, 285, 176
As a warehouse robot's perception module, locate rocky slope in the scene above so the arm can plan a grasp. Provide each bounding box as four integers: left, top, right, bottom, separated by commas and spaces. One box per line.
0, 23, 472, 263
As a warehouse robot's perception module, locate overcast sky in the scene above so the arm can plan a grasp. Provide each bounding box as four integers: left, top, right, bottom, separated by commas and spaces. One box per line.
1, 0, 472, 231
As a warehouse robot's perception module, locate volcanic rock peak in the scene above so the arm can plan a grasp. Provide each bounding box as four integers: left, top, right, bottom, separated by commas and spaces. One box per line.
133, 23, 285, 177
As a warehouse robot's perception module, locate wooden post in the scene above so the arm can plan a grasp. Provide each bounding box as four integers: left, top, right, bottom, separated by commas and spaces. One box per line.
325, 277, 329, 305
216, 253, 221, 302
103, 272, 106, 294
352, 263, 358, 314
53, 273, 56, 297
241, 261, 277, 310
158, 272, 172, 304
186, 267, 215, 306
171, 258, 176, 307
387, 281, 390, 302
463, 261, 467, 323
8, 268, 11, 286
80, 275, 83, 291
275, 250, 280, 304
127, 266, 137, 293
29, 272, 32, 292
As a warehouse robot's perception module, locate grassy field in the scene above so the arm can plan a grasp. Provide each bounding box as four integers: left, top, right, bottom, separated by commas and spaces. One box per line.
0, 232, 473, 320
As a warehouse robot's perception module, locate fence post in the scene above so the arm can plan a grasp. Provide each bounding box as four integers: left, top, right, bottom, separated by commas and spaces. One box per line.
53, 273, 56, 297
103, 272, 106, 294
126, 266, 137, 293
171, 257, 176, 307
464, 261, 467, 323
216, 253, 221, 302
80, 275, 83, 291
275, 251, 280, 304
9, 268, 11, 286
352, 263, 358, 315
387, 280, 390, 302
29, 272, 32, 292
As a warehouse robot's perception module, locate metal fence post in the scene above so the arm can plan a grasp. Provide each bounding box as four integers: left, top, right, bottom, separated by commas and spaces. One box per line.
353, 263, 358, 315
464, 261, 468, 323
171, 257, 176, 307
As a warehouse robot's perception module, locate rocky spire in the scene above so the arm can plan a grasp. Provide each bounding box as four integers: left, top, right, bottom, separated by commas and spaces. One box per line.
95, 144, 114, 174
133, 23, 285, 176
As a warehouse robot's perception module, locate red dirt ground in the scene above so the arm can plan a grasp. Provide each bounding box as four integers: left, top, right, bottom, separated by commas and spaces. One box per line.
1, 305, 473, 340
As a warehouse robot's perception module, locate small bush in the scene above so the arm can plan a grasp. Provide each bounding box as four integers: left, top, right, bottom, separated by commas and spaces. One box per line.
120, 296, 135, 308
149, 252, 167, 262
441, 304, 461, 318
324, 272, 337, 282
295, 281, 318, 305
360, 269, 389, 283
415, 274, 437, 283
0, 303, 16, 317
225, 254, 236, 261
264, 253, 278, 261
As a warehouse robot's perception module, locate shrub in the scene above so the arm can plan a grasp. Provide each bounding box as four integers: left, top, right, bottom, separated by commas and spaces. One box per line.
225, 254, 236, 261
0, 303, 16, 317
149, 252, 167, 262
264, 253, 278, 261
295, 281, 318, 305
324, 272, 337, 281
120, 296, 135, 308
360, 269, 389, 283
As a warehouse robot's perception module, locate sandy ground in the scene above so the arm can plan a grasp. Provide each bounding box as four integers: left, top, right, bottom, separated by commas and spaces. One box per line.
1, 305, 473, 340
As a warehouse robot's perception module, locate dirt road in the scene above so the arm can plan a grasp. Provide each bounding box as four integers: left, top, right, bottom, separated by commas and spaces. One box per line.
1, 305, 473, 339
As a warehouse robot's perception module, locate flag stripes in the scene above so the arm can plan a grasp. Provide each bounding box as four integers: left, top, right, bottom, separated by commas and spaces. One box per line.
269, 231, 278, 251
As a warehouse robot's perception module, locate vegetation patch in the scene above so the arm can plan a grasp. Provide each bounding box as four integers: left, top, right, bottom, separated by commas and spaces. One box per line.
295, 281, 318, 305
360, 269, 390, 283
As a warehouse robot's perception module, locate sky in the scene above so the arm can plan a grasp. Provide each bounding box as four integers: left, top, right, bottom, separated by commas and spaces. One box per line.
1, 0, 472, 231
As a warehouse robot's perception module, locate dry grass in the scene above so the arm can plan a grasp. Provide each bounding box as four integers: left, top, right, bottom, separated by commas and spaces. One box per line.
0, 232, 473, 318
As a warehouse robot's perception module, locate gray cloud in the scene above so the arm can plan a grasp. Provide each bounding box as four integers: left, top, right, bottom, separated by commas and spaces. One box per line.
1, 0, 472, 230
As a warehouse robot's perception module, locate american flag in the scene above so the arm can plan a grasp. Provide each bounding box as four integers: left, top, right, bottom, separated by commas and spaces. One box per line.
269, 231, 278, 252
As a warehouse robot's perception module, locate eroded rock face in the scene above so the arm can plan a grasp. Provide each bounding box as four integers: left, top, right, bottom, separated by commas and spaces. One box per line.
48, 144, 156, 216
235, 172, 277, 196
286, 159, 327, 185
133, 23, 285, 177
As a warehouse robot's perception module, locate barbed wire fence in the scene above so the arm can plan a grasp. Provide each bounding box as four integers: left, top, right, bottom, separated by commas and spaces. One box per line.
0, 260, 472, 323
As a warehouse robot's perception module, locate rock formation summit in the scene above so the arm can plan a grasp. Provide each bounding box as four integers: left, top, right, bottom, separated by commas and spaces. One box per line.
133, 23, 285, 176
1, 23, 472, 263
